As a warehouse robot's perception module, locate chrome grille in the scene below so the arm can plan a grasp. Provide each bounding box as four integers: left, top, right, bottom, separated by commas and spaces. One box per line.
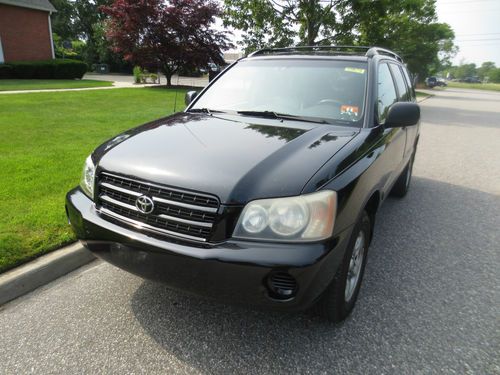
96, 173, 219, 242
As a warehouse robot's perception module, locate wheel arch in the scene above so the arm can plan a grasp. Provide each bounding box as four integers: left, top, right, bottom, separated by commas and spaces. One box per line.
363, 190, 381, 244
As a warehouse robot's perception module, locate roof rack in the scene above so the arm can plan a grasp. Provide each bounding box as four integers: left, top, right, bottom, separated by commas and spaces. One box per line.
365, 47, 403, 63
248, 45, 403, 63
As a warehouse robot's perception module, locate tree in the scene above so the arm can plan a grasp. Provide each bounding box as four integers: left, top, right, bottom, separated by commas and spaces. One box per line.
224, 0, 456, 80
333, 0, 456, 80
489, 68, 500, 83
50, 0, 114, 66
449, 63, 477, 79
50, 0, 77, 41
223, 0, 339, 53
477, 62, 496, 81
102, 0, 232, 86
74, 0, 112, 65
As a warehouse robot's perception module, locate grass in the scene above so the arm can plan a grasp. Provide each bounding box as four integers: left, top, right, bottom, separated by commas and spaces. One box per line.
0, 79, 113, 91
446, 81, 500, 92
415, 90, 434, 101
0, 88, 188, 272
415, 91, 429, 97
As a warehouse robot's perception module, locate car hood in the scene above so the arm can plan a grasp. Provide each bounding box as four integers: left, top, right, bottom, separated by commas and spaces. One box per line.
94, 113, 358, 204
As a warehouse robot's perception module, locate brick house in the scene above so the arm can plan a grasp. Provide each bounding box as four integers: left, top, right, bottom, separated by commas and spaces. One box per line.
0, 0, 56, 63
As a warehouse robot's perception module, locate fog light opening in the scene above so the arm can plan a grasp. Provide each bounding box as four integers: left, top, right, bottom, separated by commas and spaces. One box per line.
267, 272, 298, 300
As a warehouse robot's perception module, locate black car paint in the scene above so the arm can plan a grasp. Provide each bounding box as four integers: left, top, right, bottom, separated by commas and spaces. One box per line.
93, 113, 358, 205
66, 54, 419, 310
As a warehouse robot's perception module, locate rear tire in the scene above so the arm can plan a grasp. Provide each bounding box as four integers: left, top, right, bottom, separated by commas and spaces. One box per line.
316, 211, 371, 322
391, 154, 414, 198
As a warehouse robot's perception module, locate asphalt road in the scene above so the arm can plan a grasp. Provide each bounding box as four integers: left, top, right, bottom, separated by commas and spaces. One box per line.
1, 87, 499, 374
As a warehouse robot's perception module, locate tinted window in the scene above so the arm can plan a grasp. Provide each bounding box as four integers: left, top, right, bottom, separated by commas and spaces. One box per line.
389, 63, 410, 101
193, 59, 368, 125
377, 63, 398, 123
401, 67, 416, 100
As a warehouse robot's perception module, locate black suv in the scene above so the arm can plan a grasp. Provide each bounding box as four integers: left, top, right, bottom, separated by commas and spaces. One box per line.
66, 46, 420, 321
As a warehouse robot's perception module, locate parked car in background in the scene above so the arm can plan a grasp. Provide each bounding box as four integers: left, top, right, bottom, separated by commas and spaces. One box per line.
66, 46, 420, 322
461, 76, 482, 83
425, 76, 447, 88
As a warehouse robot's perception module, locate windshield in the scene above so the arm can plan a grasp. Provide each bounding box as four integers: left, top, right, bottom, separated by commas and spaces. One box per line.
191, 59, 368, 125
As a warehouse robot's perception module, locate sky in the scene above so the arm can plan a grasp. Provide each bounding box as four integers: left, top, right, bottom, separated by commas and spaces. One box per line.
432, 0, 499, 66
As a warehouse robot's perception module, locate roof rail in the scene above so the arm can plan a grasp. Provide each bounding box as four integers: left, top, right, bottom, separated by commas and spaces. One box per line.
248, 45, 372, 57
365, 47, 403, 63
248, 45, 403, 63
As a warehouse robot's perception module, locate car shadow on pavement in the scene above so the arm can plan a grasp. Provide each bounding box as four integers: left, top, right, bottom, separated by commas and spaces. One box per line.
130, 177, 499, 374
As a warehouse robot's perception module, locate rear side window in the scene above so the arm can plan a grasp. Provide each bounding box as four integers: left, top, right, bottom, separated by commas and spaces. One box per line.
401, 67, 416, 101
377, 63, 398, 123
389, 63, 410, 101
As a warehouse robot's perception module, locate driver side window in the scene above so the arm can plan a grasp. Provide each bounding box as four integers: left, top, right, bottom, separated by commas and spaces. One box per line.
377, 63, 398, 124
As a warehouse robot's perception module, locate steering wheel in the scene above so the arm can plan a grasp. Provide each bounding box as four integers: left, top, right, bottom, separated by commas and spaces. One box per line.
316, 99, 343, 106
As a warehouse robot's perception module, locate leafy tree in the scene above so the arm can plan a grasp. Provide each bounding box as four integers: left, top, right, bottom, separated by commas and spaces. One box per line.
224, 0, 456, 80
50, 0, 113, 66
74, 0, 112, 65
223, 0, 339, 53
477, 62, 496, 81
334, 0, 456, 80
52, 33, 85, 60
488, 68, 500, 83
102, 0, 232, 86
50, 0, 77, 41
448, 63, 477, 79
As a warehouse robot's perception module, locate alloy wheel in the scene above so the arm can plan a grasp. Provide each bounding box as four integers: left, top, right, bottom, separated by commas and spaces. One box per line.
345, 230, 366, 302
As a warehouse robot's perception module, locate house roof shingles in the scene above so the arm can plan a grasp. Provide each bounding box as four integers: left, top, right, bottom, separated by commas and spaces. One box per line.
0, 0, 56, 12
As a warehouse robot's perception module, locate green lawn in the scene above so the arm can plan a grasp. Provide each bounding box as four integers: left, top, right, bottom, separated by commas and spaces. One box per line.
0, 79, 113, 91
0, 88, 188, 272
415, 91, 434, 101
447, 81, 500, 92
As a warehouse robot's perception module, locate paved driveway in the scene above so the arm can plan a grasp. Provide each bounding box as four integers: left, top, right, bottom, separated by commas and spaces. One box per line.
84, 73, 209, 88
1, 88, 499, 374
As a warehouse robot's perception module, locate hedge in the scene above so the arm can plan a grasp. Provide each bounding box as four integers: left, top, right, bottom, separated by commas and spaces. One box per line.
0, 59, 87, 79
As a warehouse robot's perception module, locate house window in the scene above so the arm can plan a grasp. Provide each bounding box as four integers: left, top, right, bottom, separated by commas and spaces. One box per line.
0, 35, 4, 63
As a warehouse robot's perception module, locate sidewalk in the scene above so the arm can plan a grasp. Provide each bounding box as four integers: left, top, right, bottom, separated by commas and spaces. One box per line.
0, 73, 208, 94
85, 73, 209, 88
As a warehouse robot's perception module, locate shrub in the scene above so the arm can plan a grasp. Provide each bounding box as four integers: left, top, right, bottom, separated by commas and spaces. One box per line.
10, 62, 38, 78
133, 66, 142, 84
0, 64, 13, 79
53, 59, 87, 79
0, 59, 87, 79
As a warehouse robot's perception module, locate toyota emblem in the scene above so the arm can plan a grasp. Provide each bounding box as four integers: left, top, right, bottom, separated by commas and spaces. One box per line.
135, 195, 155, 214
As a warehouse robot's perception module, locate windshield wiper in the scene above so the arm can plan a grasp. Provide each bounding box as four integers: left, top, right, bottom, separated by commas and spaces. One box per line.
186, 108, 225, 115
237, 110, 329, 124
237, 110, 280, 119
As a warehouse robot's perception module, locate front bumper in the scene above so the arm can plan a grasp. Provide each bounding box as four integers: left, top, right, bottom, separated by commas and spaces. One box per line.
66, 188, 353, 311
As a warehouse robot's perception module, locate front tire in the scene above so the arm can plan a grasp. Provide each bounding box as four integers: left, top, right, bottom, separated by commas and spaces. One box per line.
316, 211, 371, 322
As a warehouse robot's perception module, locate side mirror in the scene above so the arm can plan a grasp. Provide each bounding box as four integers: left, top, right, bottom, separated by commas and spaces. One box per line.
385, 102, 420, 128
185, 91, 198, 106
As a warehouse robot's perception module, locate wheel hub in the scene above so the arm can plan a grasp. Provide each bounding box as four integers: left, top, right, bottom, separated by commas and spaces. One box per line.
345, 230, 365, 302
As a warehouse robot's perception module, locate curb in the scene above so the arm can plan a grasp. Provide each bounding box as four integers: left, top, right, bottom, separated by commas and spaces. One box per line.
417, 95, 432, 103
0, 243, 96, 305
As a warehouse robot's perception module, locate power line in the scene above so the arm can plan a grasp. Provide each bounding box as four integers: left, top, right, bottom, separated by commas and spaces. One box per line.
456, 32, 500, 36
441, 8, 500, 13
456, 38, 500, 42
439, 0, 498, 4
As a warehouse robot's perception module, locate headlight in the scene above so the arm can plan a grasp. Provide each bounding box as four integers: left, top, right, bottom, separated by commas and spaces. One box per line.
233, 190, 337, 241
80, 155, 96, 199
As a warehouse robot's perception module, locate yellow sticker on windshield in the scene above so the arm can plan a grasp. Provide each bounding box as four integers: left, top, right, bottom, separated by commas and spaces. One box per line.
345, 67, 366, 74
